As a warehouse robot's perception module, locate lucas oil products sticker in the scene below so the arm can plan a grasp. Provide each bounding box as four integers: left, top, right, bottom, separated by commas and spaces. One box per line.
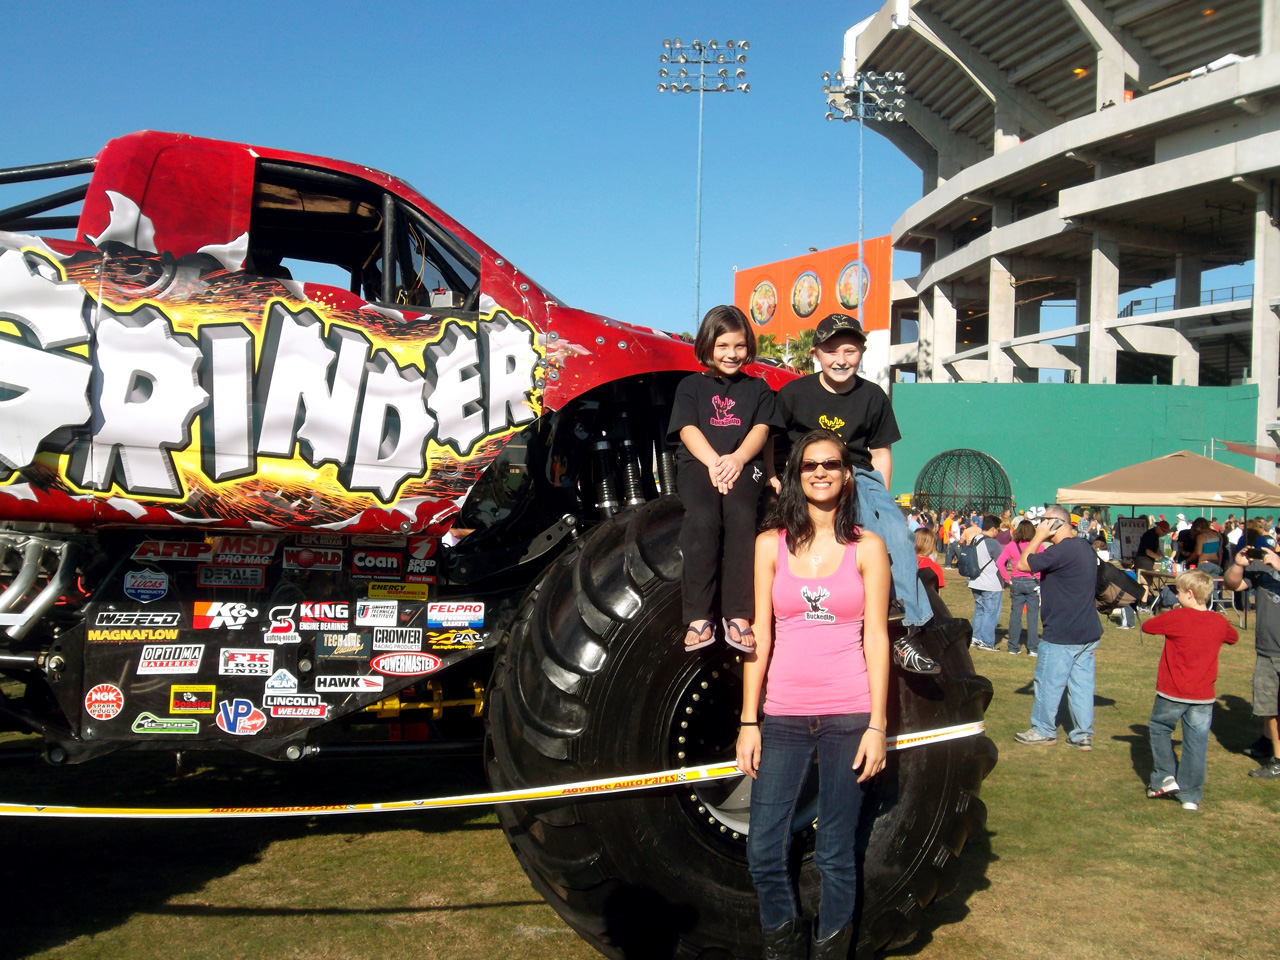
427, 601, 484, 629
123, 569, 169, 603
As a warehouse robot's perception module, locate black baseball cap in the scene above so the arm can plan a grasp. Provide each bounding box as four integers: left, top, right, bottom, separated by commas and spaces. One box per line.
813, 313, 867, 346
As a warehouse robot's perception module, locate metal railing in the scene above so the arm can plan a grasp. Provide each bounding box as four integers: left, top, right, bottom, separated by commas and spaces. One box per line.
1118, 284, 1253, 317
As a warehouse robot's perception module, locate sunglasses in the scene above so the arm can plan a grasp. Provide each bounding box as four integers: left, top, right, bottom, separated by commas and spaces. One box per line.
800, 458, 845, 473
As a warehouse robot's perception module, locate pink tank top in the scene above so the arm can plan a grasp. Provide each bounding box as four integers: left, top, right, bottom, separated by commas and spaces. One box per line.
765, 529, 871, 716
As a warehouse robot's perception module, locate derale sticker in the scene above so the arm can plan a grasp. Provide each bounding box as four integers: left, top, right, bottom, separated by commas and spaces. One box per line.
314, 674, 384, 693
263, 693, 328, 719
192, 601, 258, 630
131, 541, 213, 562
218, 649, 274, 677
84, 683, 124, 720
372, 627, 423, 651
197, 564, 264, 589
132, 712, 200, 735
427, 601, 484, 629
318, 632, 371, 661
136, 643, 204, 675
355, 600, 397, 627
366, 581, 431, 601
215, 698, 267, 736
351, 549, 404, 581
283, 547, 343, 571
124, 569, 169, 603
211, 535, 279, 566
370, 652, 443, 677
169, 685, 216, 714
299, 602, 349, 631
264, 605, 302, 644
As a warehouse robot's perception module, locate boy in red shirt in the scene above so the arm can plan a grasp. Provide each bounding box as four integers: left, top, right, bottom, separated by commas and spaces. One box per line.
1141, 569, 1239, 811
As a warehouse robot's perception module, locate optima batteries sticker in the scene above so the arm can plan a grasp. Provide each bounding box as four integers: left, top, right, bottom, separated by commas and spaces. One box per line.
136, 644, 204, 675
427, 601, 484, 629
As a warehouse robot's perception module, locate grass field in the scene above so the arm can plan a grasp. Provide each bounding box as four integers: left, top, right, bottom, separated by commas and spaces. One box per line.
2, 576, 1279, 960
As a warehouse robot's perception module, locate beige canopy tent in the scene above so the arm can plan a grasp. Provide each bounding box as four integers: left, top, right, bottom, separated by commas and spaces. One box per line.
1057, 450, 1280, 508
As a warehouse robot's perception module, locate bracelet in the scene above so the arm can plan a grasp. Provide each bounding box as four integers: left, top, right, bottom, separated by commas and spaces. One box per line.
866, 726, 886, 736
739, 721, 759, 727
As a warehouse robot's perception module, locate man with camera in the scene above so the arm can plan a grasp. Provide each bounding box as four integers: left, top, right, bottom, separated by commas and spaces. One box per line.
1014, 505, 1103, 749
1223, 545, 1280, 779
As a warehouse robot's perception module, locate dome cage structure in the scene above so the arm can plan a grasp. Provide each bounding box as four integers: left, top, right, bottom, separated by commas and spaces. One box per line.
913, 448, 1014, 518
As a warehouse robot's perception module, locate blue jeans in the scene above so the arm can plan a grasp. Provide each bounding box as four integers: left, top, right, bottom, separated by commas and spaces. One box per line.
1007, 579, 1039, 653
1030, 640, 1099, 741
854, 468, 931, 628
747, 714, 869, 939
970, 589, 1001, 649
1149, 695, 1213, 804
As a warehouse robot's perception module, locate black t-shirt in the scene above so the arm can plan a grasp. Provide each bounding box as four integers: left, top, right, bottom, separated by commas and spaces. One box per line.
775, 374, 901, 470
1242, 564, 1280, 658
1027, 536, 1103, 646
667, 372, 782, 464
1136, 528, 1161, 562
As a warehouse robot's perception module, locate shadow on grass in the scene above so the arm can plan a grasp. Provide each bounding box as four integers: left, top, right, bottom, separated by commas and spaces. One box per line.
1116, 723, 1155, 786
0, 750, 504, 960
144, 901, 545, 917
1215, 693, 1264, 754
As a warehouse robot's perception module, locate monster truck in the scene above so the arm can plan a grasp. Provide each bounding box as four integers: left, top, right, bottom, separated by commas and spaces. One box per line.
0, 131, 995, 958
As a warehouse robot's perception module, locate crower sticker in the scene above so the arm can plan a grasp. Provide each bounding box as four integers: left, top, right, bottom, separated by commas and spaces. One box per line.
85, 684, 124, 721
215, 698, 267, 736
197, 565, 264, 589
169, 685, 216, 714
427, 601, 483, 629
132, 712, 200, 734
370, 652, 442, 676
137, 644, 204, 675
372, 627, 423, 651
355, 601, 397, 626
800, 586, 836, 623
314, 674, 384, 693
219, 649, 273, 676
193, 601, 258, 630
124, 569, 169, 603
299, 602, 349, 631
264, 605, 302, 644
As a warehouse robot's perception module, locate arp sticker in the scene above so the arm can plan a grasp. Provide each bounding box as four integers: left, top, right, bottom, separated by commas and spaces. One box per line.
299, 602, 349, 631
366, 581, 431, 601
124, 569, 169, 603
169, 685, 216, 714
197, 565, 264, 589
84, 683, 124, 720
192, 601, 259, 630
218, 649, 274, 676
264, 604, 302, 644
372, 627, 423, 651
215, 698, 267, 736
136, 643, 204, 675
131, 541, 212, 562
283, 547, 343, 571
132, 712, 200, 734
370, 652, 442, 676
318, 632, 370, 661
355, 600, 397, 626
351, 549, 403, 580
426, 601, 484, 629
314, 674, 384, 693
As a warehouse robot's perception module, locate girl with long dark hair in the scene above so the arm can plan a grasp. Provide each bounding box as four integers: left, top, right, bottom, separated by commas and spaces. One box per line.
736, 429, 890, 959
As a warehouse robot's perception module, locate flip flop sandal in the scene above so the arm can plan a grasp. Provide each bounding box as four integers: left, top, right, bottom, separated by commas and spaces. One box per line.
724, 619, 756, 653
683, 619, 717, 652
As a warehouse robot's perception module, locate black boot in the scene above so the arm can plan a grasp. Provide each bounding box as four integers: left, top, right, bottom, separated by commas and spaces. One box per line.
892, 627, 941, 675
810, 922, 853, 960
762, 917, 810, 960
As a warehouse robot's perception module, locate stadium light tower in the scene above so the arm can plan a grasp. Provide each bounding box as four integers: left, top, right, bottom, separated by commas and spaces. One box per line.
823, 69, 906, 317
659, 38, 750, 328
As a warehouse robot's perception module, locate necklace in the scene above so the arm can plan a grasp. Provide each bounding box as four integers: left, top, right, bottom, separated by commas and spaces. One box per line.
810, 554, 823, 567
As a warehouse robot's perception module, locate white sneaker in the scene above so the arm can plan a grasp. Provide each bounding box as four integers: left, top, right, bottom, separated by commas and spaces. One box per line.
1181, 801, 1199, 811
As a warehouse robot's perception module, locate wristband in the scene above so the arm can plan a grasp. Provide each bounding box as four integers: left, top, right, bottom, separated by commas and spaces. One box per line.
866, 726, 886, 736
739, 721, 759, 727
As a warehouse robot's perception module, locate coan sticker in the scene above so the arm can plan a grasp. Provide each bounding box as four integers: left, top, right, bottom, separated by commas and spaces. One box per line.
367, 581, 431, 601
123, 569, 169, 603
132, 712, 200, 734
372, 626, 422, 651
219, 649, 274, 676
314, 674, 384, 693
215, 698, 267, 736
137, 643, 204, 675
370, 652, 442, 676
84, 683, 124, 720
193, 601, 259, 630
427, 601, 484, 629
283, 548, 343, 571
318, 632, 370, 661
299, 602, 349, 631
264, 604, 302, 644
131, 541, 213, 562
169, 685, 216, 714
197, 565, 264, 589
351, 550, 403, 580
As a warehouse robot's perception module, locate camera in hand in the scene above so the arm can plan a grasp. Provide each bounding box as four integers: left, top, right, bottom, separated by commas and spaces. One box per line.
1247, 547, 1265, 560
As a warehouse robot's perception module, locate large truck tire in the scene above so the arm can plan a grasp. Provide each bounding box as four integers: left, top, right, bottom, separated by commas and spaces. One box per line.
485, 497, 997, 959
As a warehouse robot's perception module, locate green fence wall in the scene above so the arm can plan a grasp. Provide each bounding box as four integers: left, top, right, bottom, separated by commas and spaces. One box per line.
890, 382, 1261, 518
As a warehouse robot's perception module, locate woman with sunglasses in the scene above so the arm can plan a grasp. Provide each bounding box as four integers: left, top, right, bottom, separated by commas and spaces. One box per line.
736, 428, 890, 959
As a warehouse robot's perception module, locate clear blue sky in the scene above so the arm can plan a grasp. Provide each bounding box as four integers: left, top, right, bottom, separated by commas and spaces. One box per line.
3, 0, 918, 334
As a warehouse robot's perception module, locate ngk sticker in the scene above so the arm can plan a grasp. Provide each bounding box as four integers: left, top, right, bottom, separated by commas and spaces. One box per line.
427, 601, 484, 629
215, 698, 267, 736
372, 627, 423, 651
169, 685, 215, 714
124, 569, 169, 603
315, 674, 384, 693
84, 683, 124, 721
218, 649, 274, 677
212, 536, 279, 566
299, 602, 349, 631
264, 668, 298, 693
136, 644, 204, 675
95, 611, 181, 627
355, 601, 397, 626
197, 565, 264, 589
264, 605, 301, 644
351, 550, 402, 580
283, 547, 343, 570
371, 652, 443, 677
131, 541, 213, 562
192, 602, 259, 630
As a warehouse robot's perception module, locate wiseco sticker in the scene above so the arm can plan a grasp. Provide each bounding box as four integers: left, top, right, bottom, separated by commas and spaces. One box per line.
370, 652, 443, 677
131, 541, 213, 562
426, 601, 484, 629
84, 683, 124, 721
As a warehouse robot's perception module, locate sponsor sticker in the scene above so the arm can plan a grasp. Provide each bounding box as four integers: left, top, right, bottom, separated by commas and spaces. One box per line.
367, 581, 431, 601
295, 532, 346, 547
406, 536, 438, 581
351, 535, 407, 547
95, 611, 181, 627
351, 549, 403, 580
218, 649, 274, 677
427, 601, 484, 629
264, 604, 302, 644
372, 627, 423, 651
425, 629, 487, 650
169, 684, 216, 714
370, 651, 443, 677
212, 535, 279, 566
299, 601, 349, 631
215, 698, 267, 736
314, 674, 385, 693
264, 668, 298, 693
137, 643, 204, 675
124, 569, 169, 603
355, 600, 398, 626
268, 702, 328, 719
318, 632, 371, 661
84, 683, 124, 720
263, 693, 328, 718
88, 628, 181, 642
131, 541, 212, 562
132, 712, 200, 734
283, 547, 343, 571
192, 601, 259, 630
197, 564, 264, 589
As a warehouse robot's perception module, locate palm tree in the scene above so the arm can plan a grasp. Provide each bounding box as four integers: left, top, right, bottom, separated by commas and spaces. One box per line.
786, 329, 816, 373
756, 333, 785, 363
